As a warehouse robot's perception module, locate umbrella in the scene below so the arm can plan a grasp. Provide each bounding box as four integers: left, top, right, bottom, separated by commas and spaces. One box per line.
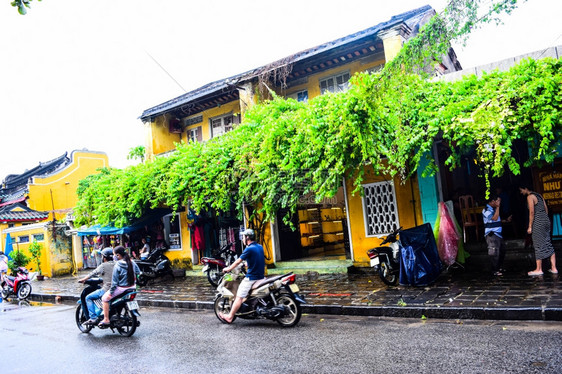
4, 233, 13, 258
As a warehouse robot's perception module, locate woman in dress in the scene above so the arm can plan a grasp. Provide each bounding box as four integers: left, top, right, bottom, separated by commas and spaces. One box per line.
519, 186, 558, 276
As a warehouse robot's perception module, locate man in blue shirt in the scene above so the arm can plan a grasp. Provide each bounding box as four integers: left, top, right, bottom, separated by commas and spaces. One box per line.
219, 228, 265, 323
482, 194, 510, 276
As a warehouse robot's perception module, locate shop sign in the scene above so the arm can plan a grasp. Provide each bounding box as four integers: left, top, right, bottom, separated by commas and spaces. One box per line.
537, 166, 562, 213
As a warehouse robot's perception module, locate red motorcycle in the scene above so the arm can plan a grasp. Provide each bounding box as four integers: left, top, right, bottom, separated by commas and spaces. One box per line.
1, 266, 32, 300
201, 242, 239, 287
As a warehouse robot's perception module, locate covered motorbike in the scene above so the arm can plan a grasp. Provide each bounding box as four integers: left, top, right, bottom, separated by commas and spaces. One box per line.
75, 278, 140, 337
214, 271, 306, 327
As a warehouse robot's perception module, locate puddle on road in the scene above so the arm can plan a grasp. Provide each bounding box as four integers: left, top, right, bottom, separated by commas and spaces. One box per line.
0, 298, 55, 311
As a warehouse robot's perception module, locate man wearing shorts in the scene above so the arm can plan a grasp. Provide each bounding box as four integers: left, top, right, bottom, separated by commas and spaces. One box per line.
219, 228, 265, 323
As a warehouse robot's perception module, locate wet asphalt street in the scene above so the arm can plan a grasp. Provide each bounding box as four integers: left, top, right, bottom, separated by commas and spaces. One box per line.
1, 300, 561, 374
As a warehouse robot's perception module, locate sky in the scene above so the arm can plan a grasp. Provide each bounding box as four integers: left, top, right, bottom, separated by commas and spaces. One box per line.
0, 0, 561, 180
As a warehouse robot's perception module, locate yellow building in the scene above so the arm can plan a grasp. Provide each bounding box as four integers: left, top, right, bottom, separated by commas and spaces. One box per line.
139, 5, 461, 268
0, 150, 109, 277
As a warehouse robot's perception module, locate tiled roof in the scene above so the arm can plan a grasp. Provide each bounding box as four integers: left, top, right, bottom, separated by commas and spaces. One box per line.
0, 186, 27, 206
139, 5, 433, 121
0, 203, 49, 223
1, 152, 69, 191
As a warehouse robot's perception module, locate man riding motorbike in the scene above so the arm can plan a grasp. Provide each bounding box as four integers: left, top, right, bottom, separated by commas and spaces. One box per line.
218, 228, 265, 324
78, 248, 115, 325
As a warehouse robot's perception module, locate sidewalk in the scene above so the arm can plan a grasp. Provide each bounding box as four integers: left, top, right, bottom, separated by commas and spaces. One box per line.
26, 257, 562, 321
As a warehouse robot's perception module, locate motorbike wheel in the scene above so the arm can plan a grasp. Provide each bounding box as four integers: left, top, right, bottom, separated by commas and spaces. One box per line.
1, 286, 10, 300
116, 307, 138, 337
214, 296, 236, 324
17, 283, 32, 300
379, 262, 398, 286
206, 264, 222, 287
276, 294, 302, 327
137, 274, 148, 287
75, 304, 93, 333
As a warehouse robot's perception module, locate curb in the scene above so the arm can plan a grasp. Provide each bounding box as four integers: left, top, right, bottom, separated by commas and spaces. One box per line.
29, 293, 562, 321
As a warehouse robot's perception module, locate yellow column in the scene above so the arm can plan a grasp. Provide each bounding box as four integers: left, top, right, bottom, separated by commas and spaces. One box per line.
379, 23, 412, 62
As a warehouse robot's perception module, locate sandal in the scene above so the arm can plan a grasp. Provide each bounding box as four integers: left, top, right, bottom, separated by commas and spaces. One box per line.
493, 271, 503, 276
98, 321, 111, 328
528, 270, 544, 276
548, 269, 559, 274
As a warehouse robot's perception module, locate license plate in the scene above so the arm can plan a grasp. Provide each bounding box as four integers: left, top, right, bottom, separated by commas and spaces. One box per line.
289, 284, 299, 293
127, 301, 139, 310
370, 257, 380, 267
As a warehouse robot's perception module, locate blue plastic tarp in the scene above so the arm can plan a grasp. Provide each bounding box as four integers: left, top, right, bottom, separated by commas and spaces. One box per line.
77, 209, 171, 236
399, 223, 442, 286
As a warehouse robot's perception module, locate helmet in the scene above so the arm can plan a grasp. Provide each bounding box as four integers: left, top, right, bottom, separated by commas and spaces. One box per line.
241, 228, 255, 241
100, 248, 114, 261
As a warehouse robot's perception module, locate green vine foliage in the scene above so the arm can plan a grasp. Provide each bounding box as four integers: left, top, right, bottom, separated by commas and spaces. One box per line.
74, 0, 561, 227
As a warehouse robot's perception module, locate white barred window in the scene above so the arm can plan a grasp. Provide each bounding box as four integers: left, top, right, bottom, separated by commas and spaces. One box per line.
362, 181, 399, 236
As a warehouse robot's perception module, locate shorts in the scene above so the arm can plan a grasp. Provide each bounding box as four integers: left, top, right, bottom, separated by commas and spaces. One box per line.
236, 278, 257, 298
102, 285, 136, 302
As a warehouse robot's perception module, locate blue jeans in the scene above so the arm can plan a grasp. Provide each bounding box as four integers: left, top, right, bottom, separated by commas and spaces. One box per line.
85, 288, 105, 319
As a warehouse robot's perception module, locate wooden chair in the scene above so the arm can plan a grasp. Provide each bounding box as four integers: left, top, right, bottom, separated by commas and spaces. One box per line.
459, 195, 481, 243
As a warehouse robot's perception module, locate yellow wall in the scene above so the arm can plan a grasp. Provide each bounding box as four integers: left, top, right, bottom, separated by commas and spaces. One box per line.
284, 58, 385, 101
1, 224, 72, 277
163, 211, 192, 267
145, 115, 183, 158
27, 150, 109, 221
346, 165, 423, 267
182, 101, 240, 143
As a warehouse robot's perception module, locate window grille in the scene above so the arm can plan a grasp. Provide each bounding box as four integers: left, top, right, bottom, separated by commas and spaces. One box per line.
362, 181, 399, 236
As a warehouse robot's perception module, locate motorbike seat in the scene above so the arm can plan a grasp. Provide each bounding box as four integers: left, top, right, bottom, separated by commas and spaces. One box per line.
251, 274, 286, 290
5, 275, 16, 282
110, 288, 136, 302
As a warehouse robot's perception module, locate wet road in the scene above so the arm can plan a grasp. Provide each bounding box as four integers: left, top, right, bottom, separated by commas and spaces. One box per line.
1, 300, 561, 373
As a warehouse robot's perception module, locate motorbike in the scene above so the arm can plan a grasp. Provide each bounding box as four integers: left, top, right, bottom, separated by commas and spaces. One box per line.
367, 226, 402, 286
214, 270, 306, 327
134, 247, 174, 287
201, 242, 239, 287
75, 278, 140, 337
1, 266, 32, 300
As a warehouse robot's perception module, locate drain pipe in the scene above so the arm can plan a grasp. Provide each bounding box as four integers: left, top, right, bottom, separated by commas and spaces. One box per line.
342, 176, 354, 261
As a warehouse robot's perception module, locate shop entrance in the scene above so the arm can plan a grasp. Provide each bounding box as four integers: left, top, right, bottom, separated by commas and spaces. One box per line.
435, 139, 532, 241
277, 188, 351, 260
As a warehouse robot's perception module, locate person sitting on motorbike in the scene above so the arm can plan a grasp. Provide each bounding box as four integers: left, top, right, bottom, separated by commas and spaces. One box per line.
218, 228, 265, 324
98, 246, 141, 328
78, 248, 115, 325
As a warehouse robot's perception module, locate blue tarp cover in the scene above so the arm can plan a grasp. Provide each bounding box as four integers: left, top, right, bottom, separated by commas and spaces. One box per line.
77, 209, 171, 236
399, 223, 442, 286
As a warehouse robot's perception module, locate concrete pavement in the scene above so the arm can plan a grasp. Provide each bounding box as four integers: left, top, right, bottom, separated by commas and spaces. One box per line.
24, 254, 562, 321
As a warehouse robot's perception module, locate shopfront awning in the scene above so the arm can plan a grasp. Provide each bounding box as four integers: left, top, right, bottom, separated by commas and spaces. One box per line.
76, 208, 172, 236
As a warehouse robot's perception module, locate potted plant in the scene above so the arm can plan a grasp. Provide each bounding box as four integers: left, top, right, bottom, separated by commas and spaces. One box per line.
29, 239, 44, 280
7, 249, 30, 275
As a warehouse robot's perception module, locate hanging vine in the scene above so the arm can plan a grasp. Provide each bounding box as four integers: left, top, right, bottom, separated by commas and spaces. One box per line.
74, 0, 560, 228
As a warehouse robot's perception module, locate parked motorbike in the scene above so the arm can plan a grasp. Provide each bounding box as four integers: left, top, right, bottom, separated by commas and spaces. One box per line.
367, 226, 402, 286
1, 266, 32, 300
134, 247, 174, 286
214, 271, 306, 327
75, 278, 140, 337
201, 242, 239, 287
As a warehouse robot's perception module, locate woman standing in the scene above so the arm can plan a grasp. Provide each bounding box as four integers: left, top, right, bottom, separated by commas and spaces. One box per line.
519, 186, 558, 276
98, 246, 140, 328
